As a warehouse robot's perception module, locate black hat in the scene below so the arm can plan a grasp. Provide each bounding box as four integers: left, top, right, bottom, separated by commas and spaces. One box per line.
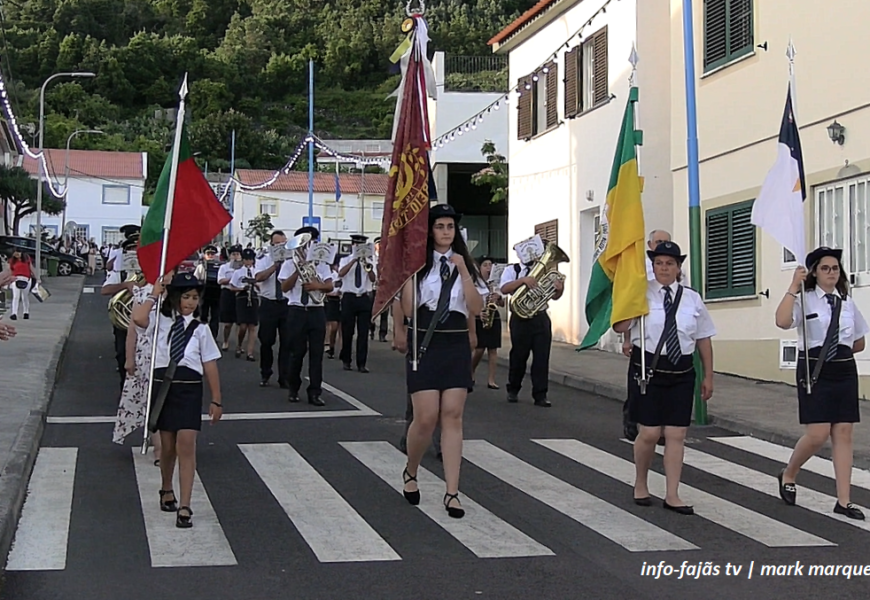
374, 236, 381, 244
294, 226, 320, 240
120, 224, 140, 238
229, 244, 243, 254
203, 245, 218, 254
429, 203, 461, 223
241, 248, 256, 260
120, 236, 139, 251
647, 241, 686, 263
350, 234, 368, 244
167, 272, 202, 290
806, 246, 843, 270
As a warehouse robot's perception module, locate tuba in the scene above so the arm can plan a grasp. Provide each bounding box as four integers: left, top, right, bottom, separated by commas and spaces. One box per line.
510, 241, 570, 319
108, 271, 146, 330
286, 233, 326, 304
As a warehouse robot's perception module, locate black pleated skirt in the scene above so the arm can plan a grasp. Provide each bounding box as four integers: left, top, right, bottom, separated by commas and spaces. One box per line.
219, 288, 237, 323
475, 314, 502, 349
152, 366, 203, 432
325, 296, 341, 322
235, 292, 260, 325
628, 347, 696, 428
796, 345, 859, 424
406, 310, 472, 394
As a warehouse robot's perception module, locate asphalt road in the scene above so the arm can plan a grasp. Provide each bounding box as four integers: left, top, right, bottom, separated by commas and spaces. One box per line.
4, 280, 870, 599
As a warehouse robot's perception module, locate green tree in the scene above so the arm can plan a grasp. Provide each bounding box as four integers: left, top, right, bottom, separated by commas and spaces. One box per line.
244, 213, 273, 243
0, 166, 66, 235
471, 140, 508, 204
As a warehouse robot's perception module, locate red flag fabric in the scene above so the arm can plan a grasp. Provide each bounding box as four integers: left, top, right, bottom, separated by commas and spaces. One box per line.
372, 36, 431, 318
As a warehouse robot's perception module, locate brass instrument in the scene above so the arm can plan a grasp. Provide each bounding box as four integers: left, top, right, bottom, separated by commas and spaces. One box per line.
286, 233, 326, 303
356, 242, 374, 273
108, 271, 146, 330
510, 241, 570, 319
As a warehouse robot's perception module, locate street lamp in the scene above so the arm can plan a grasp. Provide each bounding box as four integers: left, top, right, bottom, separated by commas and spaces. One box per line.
34, 71, 96, 279
61, 128, 104, 238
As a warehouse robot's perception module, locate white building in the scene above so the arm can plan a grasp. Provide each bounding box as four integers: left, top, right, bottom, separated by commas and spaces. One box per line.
21, 149, 147, 244
491, 0, 672, 346
233, 170, 390, 249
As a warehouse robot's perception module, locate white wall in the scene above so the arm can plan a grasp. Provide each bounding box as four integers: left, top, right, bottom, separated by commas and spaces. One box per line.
233, 189, 386, 247
21, 177, 145, 243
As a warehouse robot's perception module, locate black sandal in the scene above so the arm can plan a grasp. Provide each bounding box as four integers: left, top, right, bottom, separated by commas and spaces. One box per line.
159, 489, 177, 512
402, 467, 420, 505
443, 492, 465, 519
246, 354, 256, 361
176, 506, 193, 528
235, 349, 243, 358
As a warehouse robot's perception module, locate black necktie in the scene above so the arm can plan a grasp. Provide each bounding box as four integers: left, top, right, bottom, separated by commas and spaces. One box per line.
440, 256, 450, 281
825, 294, 839, 362
275, 261, 283, 298
438, 256, 452, 323
301, 266, 309, 306
663, 287, 681, 364
169, 316, 187, 364
354, 261, 362, 288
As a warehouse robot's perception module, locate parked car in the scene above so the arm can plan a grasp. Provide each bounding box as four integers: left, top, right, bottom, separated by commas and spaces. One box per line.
177, 252, 199, 274
0, 236, 87, 276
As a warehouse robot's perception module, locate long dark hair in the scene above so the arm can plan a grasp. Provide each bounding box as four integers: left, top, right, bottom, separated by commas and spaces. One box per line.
806, 260, 850, 297
419, 218, 480, 285
160, 287, 202, 318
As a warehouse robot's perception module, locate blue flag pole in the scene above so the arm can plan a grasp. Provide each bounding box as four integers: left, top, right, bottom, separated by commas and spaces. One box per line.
308, 59, 314, 220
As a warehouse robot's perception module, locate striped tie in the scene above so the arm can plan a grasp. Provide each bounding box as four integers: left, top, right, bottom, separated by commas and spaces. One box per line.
440, 256, 450, 281
663, 287, 681, 364
169, 316, 187, 364
825, 294, 839, 362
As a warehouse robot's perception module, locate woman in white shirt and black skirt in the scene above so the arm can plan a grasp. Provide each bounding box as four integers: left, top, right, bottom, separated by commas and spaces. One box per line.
132, 272, 223, 529
775, 246, 869, 520
612, 242, 716, 515
398, 204, 485, 519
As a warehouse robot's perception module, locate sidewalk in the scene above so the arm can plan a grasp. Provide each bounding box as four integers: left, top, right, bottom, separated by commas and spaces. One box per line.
492, 332, 870, 469
0, 275, 84, 564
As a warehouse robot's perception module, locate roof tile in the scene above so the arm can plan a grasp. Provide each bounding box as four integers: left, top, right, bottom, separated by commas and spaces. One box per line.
236, 170, 390, 195
22, 149, 145, 180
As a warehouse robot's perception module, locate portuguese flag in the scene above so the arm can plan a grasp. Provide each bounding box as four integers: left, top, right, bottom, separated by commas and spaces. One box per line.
138, 125, 231, 283
579, 87, 648, 349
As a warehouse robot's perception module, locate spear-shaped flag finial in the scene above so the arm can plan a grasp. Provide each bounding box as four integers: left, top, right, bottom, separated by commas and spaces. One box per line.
179, 72, 189, 101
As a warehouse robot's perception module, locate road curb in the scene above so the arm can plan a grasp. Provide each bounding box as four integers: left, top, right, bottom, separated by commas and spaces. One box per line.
0, 277, 84, 569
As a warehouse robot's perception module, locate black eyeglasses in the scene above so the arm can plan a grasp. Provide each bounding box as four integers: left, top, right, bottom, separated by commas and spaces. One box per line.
818, 265, 840, 273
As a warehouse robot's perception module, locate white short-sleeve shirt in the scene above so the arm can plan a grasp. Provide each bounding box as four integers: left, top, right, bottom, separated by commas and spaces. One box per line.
339, 254, 376, 294
229, 264, 257, 291
416, 250, 487, 317
217, 263, 239, 289
629, 281, 717, 355
147, 312, 222, 374
254, 253, 284, 300
278, 261, 334, 307
790, 287, 870, 349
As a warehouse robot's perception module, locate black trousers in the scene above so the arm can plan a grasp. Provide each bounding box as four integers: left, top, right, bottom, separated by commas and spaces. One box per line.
340, 294, 372, 367
113, 326, 126, 392
200, 287, 221, 338
287, 306, 326, 396
370, 308, 389, 340
258, 299, 291, 382
507, 312, 552, 401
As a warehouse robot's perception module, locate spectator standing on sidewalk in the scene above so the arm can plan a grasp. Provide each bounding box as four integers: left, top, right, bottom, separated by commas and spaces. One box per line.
8, 249, 35, 321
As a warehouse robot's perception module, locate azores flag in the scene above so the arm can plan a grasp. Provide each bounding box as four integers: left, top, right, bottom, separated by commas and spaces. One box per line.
750, 89, 807, 265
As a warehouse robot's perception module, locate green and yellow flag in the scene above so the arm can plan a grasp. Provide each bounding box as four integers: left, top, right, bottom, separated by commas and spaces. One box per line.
579, 87, 648, 349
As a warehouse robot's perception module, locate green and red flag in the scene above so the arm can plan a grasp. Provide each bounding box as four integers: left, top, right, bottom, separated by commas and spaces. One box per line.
138, 123, 231, 283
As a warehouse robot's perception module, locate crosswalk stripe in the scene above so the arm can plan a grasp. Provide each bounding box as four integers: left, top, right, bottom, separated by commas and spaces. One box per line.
239, 443, 400, 563
646, 443, 870, 533
463, 440, 697, 552
710, 436, 870, 491
6, 448, 77, 571
341, 441, 554, 558
132, 450, 237, 568
535, 439, 834, 548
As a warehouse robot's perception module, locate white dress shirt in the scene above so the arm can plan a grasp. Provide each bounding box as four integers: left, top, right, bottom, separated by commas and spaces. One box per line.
500, 262, 548, 311
217, 263, 239, 289
229, 265, 257, 291
339, 255, 376, 295
108, 247, 123, 273
327, 267, 342, 297
278, 261, 334, 307
147, 312, 221, 374
416, 250, 487, 317
790, 287, 870, 349
629, 280, 717, 355
102, 269, 122, 288
645, 257, 655, 282
254, 253, 283, 300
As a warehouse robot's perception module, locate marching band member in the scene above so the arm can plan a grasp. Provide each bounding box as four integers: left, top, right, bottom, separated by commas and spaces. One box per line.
370, 236, 390, 342
217, 245, 242, 351
398, 204, 485, 520
338, 234, 377, 373
472, 257, 503, 389
612, 241, 715, 515
101, 227, 141, 391
500, 238, 565, 407
278, 226, 334, 406
132, 272, 223, 529
194, 245, 222, 338
324, 255, 343, 359
775, 247, 868, 519
228, 248, 259, 361
254, 231, 291, 387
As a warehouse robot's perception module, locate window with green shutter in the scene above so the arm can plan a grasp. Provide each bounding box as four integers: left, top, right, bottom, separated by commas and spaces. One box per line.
703, 0, 754, 72
705, 200, 756, 299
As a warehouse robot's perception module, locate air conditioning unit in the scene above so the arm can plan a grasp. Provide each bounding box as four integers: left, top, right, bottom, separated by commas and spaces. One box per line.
780, 339, 798, 370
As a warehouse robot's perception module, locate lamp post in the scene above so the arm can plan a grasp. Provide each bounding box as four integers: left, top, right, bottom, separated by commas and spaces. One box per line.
62, 128, 104, 239
34, 71, 96, 278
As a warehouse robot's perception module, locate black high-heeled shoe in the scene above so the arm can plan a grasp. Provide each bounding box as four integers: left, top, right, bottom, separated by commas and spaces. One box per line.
159, 489, 177, 512
176, 506, 193, 528
443, 493, 465, 519
402, 467, 420, 505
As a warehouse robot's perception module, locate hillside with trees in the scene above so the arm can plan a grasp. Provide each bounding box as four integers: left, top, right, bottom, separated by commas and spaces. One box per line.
0, 0, 531, 190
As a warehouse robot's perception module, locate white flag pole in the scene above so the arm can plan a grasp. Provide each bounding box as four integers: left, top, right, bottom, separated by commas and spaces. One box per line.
141, 73, 190, 454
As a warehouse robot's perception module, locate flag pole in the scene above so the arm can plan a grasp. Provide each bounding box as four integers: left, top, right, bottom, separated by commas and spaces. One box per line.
412, 273, 418, 371
141, 73, 189, 455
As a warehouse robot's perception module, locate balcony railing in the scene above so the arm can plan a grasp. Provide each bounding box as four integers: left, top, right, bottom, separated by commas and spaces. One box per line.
444, 55, 508, 93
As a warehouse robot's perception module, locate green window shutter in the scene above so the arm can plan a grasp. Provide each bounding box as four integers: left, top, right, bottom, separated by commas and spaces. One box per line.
704, 0, 754, 72
705, 200, 756, 299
